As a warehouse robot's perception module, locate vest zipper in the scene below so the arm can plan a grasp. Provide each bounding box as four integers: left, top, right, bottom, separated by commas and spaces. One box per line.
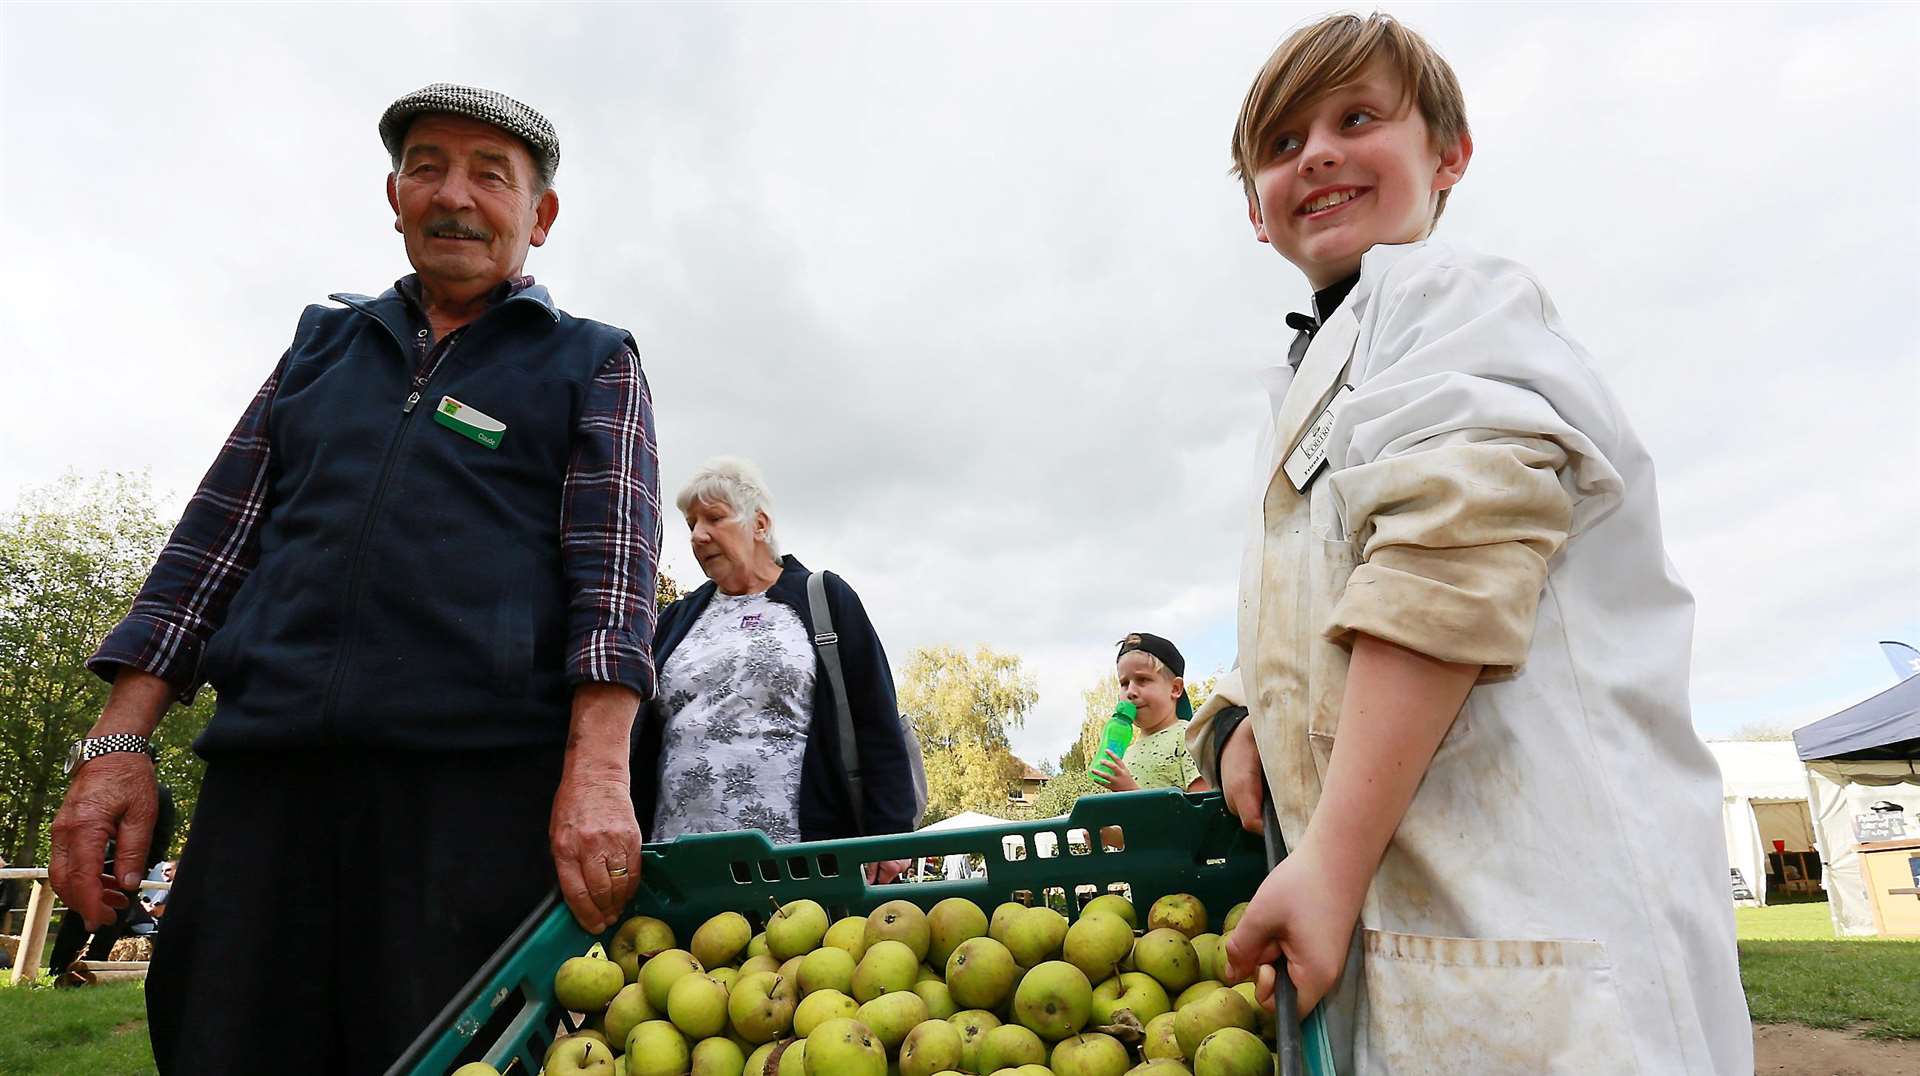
318, 315, 464, 734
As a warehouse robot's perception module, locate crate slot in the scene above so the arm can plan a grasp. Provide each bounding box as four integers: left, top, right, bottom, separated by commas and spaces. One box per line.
730, 861, 752, 884
1066, 827, 1092, 855
1101, 825, 1125, 852
818, 853, 840, 877
1006, 837, 1029, 861
787, 857, 811, 880
757, 858, 780, 882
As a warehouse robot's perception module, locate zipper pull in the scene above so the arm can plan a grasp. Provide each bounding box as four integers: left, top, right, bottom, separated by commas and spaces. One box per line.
403, 391, 421, 414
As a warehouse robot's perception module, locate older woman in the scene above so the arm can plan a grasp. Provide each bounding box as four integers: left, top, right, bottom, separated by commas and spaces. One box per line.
637, 458, 919, 878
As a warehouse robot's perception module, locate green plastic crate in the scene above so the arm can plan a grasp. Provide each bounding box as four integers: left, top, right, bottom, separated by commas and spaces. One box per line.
391, 789, 1336, 1075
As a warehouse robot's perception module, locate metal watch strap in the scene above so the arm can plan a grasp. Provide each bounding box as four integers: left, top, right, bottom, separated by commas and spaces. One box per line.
69, 733, 157, 774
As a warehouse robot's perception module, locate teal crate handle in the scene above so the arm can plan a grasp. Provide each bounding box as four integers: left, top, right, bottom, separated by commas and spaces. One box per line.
391, 790, 1337, 1075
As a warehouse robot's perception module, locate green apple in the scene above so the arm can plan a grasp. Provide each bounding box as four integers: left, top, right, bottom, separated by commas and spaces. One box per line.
1091, 971, 1170, 1026
1080, 895, 1137, 930
1142, 1011, 1181, 1059
767, 899, 831, 960
1172, 987, 1257, 1058
822, 915, 870, 961
1221, 902, 1249, 935
639, 949, 705, 1012
1012, 961, 1092, 1041
797, 946, 856, 997
864, 899, 931, 961
914, 978, 957, 1020
543, 1034, 615, 1075
944, 936, 1018, 1010
926, 897, 989, 968
1062, 912, 1133, 983
556, 950, 627, 1015
1050, 1032, 1131, 1076
803, 1017, 887, 1076
1189, 934, 1224, 983
1148, 894, 1207, 939
949, 1008, 1002, 1072
691, 1035, 748, 1076
1132, 929, 1200, 993
1175, 981, 1225, 1010
603, 983, 659, 1050
610, 917, 677, 982
692, 911, 753, 969
728, 971, 797, 1043
975, 1024, 1046, 1072
898, 1018, 964, 1076
1003, 907, 1068, 968
667, 973, 731, 1039
1192, 1026, 1267, 1076
794, 988, 860, 1037
851, 939, 919, 1003
622, 1020, 689, 1076
988, 901, 1027, 947
855, 989, 929, 1050
776, 1039, 807, 1076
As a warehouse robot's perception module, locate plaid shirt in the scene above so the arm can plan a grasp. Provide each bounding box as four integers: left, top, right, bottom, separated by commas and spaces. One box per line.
89, 276, 661, 704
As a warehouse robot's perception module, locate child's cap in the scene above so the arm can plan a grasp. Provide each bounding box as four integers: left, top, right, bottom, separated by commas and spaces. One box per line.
1116, 632, 1194, 721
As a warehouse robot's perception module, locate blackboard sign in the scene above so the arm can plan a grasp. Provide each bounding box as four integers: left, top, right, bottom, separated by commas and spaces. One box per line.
1730, 868, 1754, 902
1855, 812, 1908, 843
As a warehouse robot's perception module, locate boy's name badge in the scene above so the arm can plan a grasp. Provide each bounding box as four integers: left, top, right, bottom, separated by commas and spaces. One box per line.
432, 396, 505, 450
1284, 384, 1353, 492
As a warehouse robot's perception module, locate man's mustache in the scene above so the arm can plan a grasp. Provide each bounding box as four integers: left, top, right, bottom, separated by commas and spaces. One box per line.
424, 217, 490, 241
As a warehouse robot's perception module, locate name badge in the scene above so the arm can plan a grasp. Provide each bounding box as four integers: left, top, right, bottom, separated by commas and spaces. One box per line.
433, 396, 506, 449
1283, 385, 1353, 492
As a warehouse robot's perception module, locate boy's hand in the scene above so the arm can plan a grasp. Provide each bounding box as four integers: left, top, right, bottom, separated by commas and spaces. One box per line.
1090, 750, 1138, 791
1219, 719, 1265, 833
1223, 847, 1363, 1019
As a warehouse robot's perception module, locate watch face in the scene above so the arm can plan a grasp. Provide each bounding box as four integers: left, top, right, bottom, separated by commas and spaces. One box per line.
65, 741, 84, 774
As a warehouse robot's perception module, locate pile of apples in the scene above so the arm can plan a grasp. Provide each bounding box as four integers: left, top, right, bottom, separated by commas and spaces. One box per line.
452, 891, 1275, 1076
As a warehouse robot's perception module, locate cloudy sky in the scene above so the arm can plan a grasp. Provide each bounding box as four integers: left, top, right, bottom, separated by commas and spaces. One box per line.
3, 3, 1915, 770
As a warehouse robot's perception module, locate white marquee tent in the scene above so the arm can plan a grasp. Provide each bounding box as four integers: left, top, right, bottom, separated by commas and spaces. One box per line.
1707, 740, 1818, 906
1794, 675, 1920, 936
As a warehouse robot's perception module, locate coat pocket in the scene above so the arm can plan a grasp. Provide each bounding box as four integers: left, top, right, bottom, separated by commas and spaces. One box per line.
1354, 928, 1640, 1076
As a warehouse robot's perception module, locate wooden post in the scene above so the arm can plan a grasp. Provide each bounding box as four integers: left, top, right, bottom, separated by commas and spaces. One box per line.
8, 879, 54, 985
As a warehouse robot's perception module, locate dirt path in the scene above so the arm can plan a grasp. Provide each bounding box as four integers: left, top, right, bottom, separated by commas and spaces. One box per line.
1755, 1023, 1920, 1076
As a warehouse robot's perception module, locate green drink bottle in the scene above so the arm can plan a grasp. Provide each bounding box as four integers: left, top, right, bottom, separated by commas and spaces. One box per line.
1088, 700, 1137, 780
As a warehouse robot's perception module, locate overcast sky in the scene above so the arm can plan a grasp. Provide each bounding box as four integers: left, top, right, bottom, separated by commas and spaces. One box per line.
3, 3, 1916, 769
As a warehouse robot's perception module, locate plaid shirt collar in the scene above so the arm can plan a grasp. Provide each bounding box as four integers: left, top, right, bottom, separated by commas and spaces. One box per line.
395, 273, 538, 316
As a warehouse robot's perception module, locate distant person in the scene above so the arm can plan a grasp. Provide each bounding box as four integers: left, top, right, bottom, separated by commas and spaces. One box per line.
1090, 633, 1207, 793
637, 457, 923, 882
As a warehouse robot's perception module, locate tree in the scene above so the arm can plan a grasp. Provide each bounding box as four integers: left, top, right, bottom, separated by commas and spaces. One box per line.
1028, 769, 1100, 821
0, 473, 214, 888
656, 569, 681, 610
896, 645, 1037, 825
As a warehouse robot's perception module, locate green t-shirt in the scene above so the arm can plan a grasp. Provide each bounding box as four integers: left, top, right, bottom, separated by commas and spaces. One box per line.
1122, 723, 1200, 791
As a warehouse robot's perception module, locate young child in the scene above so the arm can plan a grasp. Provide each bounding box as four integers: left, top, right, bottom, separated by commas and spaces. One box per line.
1091, 633, 1207, 794
1187, 13, 1751, 1073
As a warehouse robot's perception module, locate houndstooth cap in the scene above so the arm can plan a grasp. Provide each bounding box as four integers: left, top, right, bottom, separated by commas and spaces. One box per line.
379, 83, 559, 186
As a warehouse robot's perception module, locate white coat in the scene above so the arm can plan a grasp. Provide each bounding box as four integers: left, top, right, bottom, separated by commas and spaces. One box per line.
1193, 240, 1752, 1074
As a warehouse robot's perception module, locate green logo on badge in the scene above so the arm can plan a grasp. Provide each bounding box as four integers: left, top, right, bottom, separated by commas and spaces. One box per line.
431, 395, 507, 450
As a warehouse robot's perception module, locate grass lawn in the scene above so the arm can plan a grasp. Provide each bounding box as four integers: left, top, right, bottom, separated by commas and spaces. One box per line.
0, 980, 154, 1075
1736, 899, 1920, 1040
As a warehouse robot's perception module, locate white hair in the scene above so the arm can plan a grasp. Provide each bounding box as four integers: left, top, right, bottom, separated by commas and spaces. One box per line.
675, 456, 780, 557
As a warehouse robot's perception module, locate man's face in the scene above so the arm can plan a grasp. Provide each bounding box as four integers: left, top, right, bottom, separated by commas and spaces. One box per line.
1117, 652, 1183, 726
386, 114, 557, 292
1247, 61, 1470, 288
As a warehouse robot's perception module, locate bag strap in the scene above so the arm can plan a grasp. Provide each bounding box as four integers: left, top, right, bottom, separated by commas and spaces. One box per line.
808, 571, 866, 835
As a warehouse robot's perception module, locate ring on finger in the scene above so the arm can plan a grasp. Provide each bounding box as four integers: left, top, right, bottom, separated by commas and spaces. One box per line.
608, 864, 630, 878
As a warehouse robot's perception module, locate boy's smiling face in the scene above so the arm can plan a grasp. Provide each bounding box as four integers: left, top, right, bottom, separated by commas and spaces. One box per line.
1247, 61, 1472, 288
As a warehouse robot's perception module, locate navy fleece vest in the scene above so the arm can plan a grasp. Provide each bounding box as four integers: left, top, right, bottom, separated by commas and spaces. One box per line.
196, 284, 633, 753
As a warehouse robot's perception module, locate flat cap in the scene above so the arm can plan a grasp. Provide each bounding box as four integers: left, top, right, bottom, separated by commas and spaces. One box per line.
379, 83, 559, 185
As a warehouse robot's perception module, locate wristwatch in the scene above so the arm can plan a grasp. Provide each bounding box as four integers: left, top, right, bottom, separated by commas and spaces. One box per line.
64, 734, 158, 776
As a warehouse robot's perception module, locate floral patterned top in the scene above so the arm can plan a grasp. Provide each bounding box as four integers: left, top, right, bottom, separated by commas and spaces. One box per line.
651, 592, 816, 843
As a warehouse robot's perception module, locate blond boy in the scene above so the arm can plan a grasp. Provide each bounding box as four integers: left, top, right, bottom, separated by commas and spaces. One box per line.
1091, 633, 1207, 794
1188, 13, 1750, 1073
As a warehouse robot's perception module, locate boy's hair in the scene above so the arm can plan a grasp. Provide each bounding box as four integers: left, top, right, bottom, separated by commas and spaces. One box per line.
1231, 12, 1469, 226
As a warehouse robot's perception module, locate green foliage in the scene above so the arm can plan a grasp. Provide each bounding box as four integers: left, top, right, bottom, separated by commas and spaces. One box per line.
0, 473, 209, 883
656, 569, 681, 610
896, 645, 1036, 825
1027, 769, 1100, 820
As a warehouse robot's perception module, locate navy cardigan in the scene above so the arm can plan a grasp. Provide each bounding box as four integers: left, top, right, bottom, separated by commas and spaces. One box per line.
635, 556, 917, 842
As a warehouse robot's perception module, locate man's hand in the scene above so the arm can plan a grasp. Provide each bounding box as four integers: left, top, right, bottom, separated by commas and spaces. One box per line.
1089, 750, 1138, 792
865, 859, 910, 885
1222, 848, 1362, 1019
49, 753, 156, 930
49, 669, 171, 932
552, 682, 644, 933
550, 767, 643, 934
1220, 719, 1266, 833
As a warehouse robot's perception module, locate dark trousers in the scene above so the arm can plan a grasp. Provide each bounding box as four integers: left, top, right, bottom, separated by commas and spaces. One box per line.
147, 748, 564, 1075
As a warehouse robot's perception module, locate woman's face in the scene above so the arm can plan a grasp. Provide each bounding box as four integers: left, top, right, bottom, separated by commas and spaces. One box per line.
686, 498, 770, 591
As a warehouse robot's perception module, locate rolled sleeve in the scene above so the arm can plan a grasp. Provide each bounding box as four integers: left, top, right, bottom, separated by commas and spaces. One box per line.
88, 363, 280, 701
1325, 437, 1572, 674
561, 346, 662, 699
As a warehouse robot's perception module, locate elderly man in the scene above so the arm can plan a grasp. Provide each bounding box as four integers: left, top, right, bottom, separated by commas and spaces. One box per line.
47, 84, 659, 1072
